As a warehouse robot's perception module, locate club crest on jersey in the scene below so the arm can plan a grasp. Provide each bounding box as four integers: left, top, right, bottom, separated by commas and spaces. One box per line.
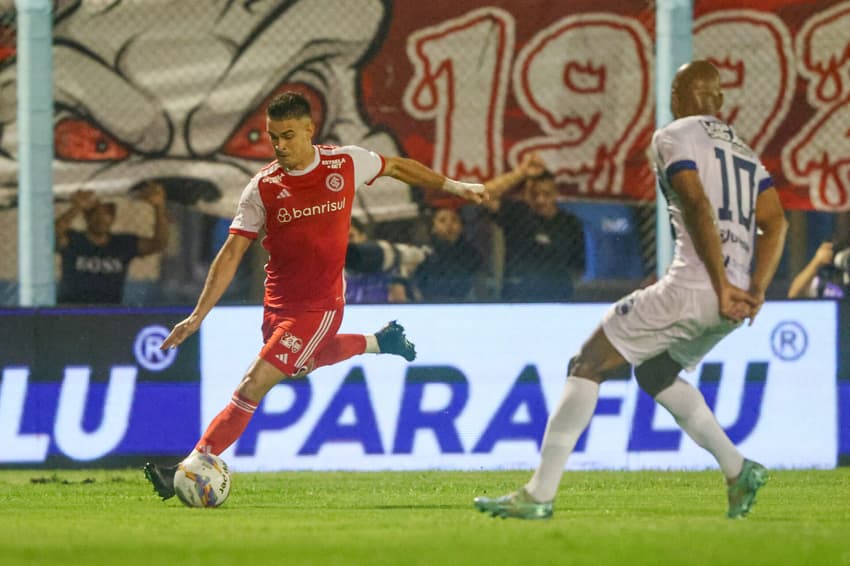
279, 332, 303, 353
326, 173, 344, 192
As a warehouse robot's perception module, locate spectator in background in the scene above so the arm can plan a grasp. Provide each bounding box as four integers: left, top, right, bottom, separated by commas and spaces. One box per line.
345, 217, 414, 303
54, 183, 169, 304
787, 240, 850, 299
483, 153, 585, 301
412, 207, 482, 302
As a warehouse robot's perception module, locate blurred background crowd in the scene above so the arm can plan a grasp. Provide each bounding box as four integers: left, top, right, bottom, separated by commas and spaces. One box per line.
1, 0, 849, 307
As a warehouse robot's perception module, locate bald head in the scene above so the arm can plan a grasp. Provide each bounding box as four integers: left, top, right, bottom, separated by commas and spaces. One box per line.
670, 60, 724, 119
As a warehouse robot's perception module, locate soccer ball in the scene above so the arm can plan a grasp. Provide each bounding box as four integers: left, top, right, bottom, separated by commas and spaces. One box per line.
173, 453, 231, 508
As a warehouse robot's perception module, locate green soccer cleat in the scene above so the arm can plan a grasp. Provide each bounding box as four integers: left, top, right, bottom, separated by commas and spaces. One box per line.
727, 459, 769, 519
474, 488, 553, 520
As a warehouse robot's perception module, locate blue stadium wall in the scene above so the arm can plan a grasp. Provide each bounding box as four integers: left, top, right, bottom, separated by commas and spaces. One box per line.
0, 302, 846, 470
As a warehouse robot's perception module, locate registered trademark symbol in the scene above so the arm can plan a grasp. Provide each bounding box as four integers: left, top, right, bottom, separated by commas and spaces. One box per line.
133, 325, 177, 371
770, 321, 808, 361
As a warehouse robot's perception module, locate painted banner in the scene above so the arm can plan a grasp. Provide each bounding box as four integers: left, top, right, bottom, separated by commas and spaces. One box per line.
0, 0, 848, 214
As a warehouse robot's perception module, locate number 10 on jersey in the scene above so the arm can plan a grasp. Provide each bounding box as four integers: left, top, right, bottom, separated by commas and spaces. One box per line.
714, 148, 756, 231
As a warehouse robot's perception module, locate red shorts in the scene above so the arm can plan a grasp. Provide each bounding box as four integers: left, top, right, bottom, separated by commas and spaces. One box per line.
260, 306, 343, 376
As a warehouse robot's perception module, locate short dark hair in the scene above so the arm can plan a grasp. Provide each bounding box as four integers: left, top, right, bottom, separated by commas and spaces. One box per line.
84, 201, 117, 219
529, 169, 555, 183
523, 169, 556, 194
267, 92, 312, 121
430, 205, 464, 225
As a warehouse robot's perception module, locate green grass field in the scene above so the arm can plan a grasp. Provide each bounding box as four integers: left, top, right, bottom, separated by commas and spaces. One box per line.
2, 468, 849, 565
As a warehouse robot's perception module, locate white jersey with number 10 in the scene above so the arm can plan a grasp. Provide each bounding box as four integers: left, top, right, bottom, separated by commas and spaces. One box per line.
651, 115, 775, 291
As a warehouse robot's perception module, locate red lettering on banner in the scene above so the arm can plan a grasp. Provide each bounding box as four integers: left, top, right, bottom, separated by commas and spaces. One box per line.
5, 1, 850, 214
510, 14, 652, 196
403, 8, 514, 182
785, 2, 850, 210
694, 11, 794, 154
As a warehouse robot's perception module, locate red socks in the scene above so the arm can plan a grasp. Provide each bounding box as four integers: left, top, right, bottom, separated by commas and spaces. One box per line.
195, 392, 258, 455
311, 334, 366, 370
194, 335, 367, 455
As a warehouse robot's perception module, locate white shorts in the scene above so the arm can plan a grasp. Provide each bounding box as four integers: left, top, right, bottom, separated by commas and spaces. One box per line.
601, 278, 740, 371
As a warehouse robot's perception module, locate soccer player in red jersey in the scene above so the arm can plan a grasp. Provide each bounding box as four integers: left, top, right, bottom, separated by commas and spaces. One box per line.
144, 92, 486, 499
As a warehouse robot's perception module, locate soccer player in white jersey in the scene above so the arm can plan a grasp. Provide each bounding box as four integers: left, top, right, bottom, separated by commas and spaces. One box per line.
475, 60, 788, 520
144, 91, 486, 499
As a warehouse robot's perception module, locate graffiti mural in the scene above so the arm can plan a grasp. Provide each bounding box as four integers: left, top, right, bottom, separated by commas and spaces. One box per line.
1, 0, 849, 214
784, 1, 850, 210
0, 0, 409, 219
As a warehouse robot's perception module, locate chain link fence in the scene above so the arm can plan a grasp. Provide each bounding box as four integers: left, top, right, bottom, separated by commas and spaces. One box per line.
1, 1, 849, 306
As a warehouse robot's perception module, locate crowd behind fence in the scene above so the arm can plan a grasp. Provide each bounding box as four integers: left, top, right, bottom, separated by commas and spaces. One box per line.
0, 199, 846, 307
1, 1, 850, 306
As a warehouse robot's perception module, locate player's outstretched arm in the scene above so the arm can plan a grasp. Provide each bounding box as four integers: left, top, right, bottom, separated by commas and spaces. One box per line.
381, 156, 487, 204
160, 233, 252, 350
669, 169, 756, 322
750, 187, 788, 319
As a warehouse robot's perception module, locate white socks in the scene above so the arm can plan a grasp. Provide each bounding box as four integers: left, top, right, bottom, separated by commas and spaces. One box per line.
525, 377, 600, 503
654, 377, 744, 479
364, 334, 380, 354
523, 374, 746, 505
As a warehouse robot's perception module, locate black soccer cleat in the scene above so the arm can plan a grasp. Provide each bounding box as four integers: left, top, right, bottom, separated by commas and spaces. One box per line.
375, 320, 417, 361
143, 462, 177, 501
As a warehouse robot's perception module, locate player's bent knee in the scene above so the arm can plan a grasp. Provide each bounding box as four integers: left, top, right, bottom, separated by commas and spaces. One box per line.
235, 379, 265, 403
566, 354, 606, 382
567, 356, 578, 376
238, 358, 289, 400
634, 352, 681, 397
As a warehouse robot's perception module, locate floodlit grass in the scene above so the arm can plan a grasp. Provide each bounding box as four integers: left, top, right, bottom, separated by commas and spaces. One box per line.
1, 468, 849, 565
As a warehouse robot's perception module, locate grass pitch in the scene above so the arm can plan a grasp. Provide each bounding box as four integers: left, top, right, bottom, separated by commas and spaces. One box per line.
1, 468, 849, 565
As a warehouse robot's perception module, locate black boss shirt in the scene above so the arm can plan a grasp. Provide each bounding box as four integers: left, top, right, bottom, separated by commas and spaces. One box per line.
58, 231, 141, 304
